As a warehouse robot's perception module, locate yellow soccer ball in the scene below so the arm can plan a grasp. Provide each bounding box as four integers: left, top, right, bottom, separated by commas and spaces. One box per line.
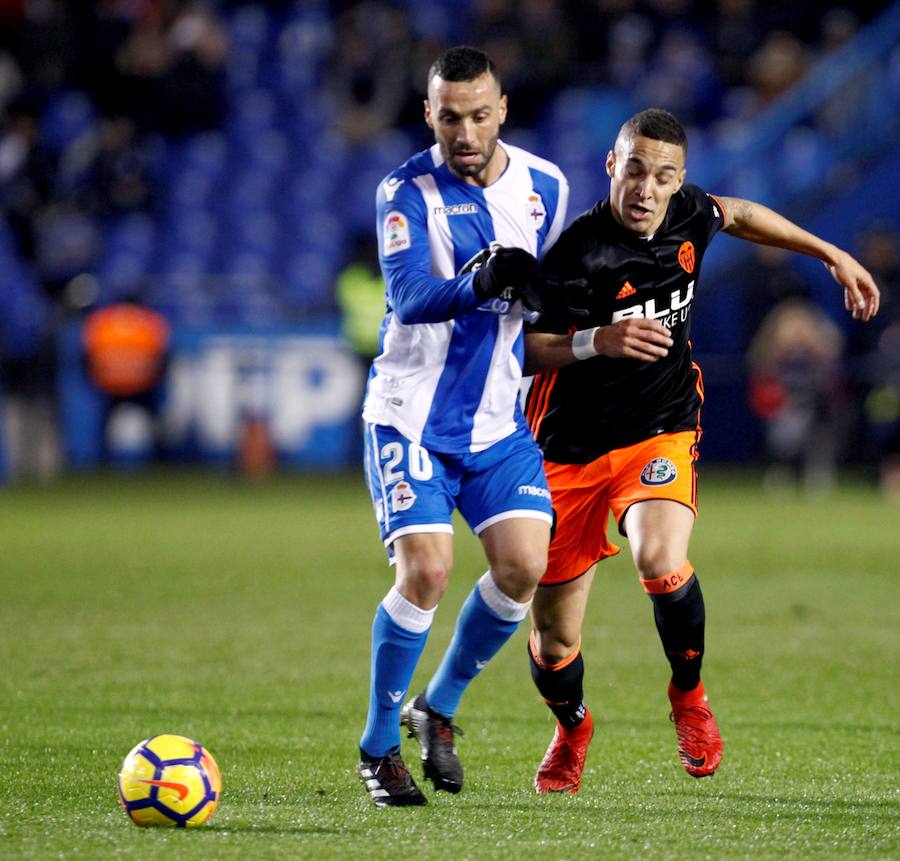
117, 734, 221, 827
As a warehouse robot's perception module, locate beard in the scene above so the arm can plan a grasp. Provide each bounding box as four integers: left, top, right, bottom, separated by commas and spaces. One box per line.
446, 132, 499, 178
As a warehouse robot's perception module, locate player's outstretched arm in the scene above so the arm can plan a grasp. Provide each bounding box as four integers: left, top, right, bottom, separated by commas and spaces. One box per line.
717, 196, 880, 321
524, 320, 673, 374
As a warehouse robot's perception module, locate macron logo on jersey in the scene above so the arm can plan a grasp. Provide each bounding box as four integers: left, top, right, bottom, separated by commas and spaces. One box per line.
434, 203, 479, 216
383, 211, 411, 257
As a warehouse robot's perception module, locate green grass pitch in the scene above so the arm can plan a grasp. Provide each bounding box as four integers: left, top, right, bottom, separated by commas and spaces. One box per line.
0, 470, 897, 859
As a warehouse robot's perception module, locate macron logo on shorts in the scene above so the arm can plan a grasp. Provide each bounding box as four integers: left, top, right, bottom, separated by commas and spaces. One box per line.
517, 484, 551, 499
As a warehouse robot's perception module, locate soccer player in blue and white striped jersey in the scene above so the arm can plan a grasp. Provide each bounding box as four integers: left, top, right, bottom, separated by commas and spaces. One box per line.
356, 46, 569, 806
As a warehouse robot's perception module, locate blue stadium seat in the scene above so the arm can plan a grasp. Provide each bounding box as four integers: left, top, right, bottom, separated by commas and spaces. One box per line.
168, 168, 219, 212
228, 89, 276, 144
283, 250, 337, 315
40, 90, 97, 154
245, 129, 289, 174
223, 168, 277, 214
229, 211, 279, 256
228, 3, 270, 49
97, 254, 148, 303
104, 213, 156, 257
277, 5, 333, 94
0, 268, 51, 360
777, 127, 832, 195
183, 132, 228, 177
161, 210, 218, 258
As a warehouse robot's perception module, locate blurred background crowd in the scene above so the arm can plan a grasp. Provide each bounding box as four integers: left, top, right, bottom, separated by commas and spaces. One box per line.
0, 0, 898, 494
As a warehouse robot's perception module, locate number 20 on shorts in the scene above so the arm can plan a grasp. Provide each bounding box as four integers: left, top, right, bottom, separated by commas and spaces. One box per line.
380, 441, 434, 484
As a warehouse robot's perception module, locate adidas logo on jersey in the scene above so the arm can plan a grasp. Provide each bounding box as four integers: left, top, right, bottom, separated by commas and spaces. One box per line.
615, 281, 636, 300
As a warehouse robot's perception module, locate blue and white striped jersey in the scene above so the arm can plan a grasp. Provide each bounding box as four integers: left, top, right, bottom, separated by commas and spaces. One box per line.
362, 141, 569, 454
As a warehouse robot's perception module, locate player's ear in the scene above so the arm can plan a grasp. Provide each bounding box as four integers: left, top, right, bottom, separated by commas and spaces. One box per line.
675, 167, 686, 192
498, 94, 508, 125
424, 98, 434, 129
605, 150, 615, 178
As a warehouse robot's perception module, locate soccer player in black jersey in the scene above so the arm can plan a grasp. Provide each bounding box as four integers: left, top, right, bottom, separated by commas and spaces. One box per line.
523, 109, 880, 792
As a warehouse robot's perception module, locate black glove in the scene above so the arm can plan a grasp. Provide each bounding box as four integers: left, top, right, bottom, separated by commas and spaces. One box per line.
472, 247, 540, 300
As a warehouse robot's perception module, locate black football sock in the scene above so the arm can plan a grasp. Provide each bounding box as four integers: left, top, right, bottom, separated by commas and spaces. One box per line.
644, 566, 705, 692
528, 633, 587, 729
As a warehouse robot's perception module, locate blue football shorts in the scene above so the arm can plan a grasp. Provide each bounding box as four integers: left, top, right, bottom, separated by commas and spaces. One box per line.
364, 422, 553, 558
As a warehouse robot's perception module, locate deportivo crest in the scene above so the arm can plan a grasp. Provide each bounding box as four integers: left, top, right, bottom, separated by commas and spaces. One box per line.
526, 193, 546, 228
678, 241, 695, 273
391, 481, 417, 512
383, 211, 410, 257
641, 457, 678, 486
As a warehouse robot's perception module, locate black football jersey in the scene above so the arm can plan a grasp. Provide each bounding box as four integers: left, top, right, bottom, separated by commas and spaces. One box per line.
526, 184, 725, 463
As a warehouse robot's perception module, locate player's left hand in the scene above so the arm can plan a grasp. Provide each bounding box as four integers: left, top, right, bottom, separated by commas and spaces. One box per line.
472, 247, 540, 300
826, 249, 880, 321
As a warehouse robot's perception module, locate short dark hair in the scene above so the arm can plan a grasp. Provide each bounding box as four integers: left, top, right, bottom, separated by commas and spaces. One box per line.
428, 46, 501, 91
620, 109, 687, 155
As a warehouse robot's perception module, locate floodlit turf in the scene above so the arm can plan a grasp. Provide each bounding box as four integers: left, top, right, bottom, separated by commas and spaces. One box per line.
0, 469, 897, 859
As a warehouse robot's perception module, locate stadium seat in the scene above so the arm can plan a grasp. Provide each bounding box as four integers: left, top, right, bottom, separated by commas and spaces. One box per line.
183, 132, 228, 177
40, 90, 97, 154
245, 130, 289, 174
228, 3, 270, 49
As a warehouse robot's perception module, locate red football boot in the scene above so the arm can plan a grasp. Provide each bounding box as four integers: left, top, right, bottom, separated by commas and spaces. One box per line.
668, 681, 723, 777
534, 707, 594, 794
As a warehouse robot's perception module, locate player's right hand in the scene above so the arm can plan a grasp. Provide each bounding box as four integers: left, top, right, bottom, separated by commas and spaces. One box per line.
595, 318, 673, 362
826, 248, 880, 321
473, 247, 540, 300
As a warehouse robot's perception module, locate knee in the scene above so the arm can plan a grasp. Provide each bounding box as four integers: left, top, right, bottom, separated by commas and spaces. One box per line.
491, 552, 548, 601
398, 557, 451, 606
633, 542, 685, 582
532, 627, 580, 666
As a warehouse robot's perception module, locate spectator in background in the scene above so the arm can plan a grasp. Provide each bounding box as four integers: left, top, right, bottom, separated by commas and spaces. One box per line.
747, 298, 846, 494
852, 222, 900, 499
114, 2, 228, 136
67, 116, 154, 217
746, 31, 809, 105
82, 298, 170, 463
480, 0, 576, 129
740, 244, 809, 342
0, 103, 54, 264
706, 0, 765, 89
335, 233, 385, 456
635, 27, 723, 125
0, 278, 60, 483
7, 0, 78, 106
329, 1, 412, 144
336, 233, 385, 367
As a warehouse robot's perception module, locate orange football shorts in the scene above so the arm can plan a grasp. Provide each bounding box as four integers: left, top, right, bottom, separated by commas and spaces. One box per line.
542, 430, 700, 585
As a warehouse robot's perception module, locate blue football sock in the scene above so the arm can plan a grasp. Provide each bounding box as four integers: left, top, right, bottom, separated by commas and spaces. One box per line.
359, 591, 433, 757
425, 573, 530, 719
